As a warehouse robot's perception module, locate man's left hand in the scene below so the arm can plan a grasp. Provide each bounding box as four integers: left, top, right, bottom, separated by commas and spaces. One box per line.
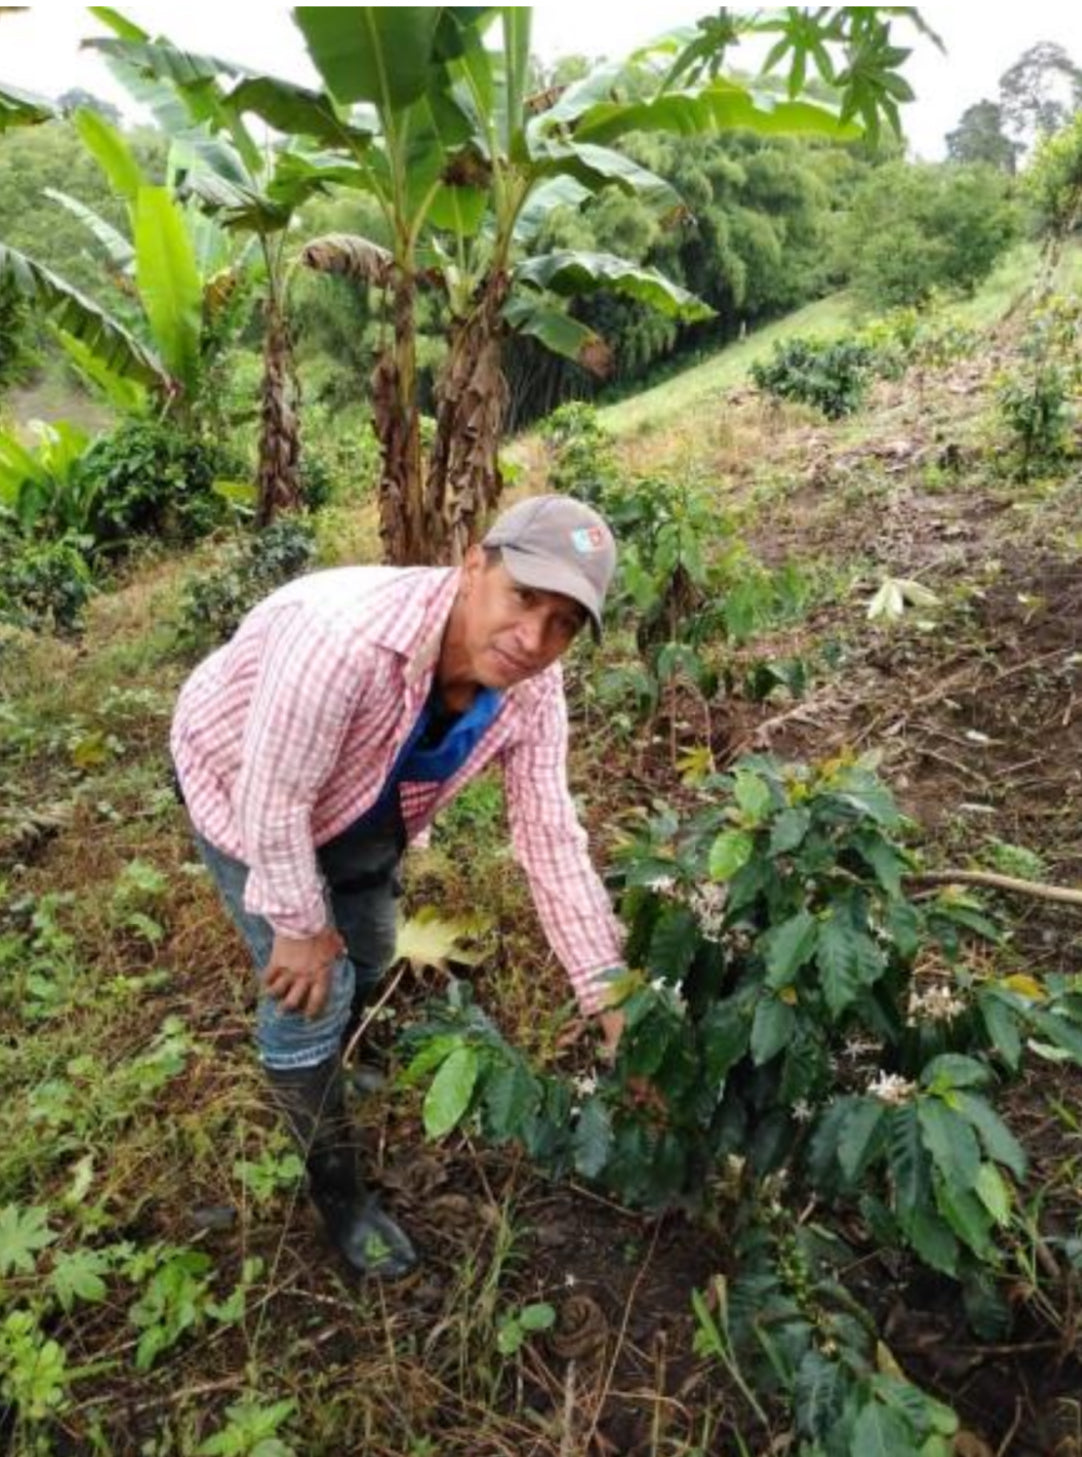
597, 1009, 624, 1062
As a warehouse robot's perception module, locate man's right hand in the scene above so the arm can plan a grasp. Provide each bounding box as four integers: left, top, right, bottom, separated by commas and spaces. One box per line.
263, 927, 345, 1018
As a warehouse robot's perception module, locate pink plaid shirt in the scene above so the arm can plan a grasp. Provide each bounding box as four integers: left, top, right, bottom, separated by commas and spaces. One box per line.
171, 565, 623, 1014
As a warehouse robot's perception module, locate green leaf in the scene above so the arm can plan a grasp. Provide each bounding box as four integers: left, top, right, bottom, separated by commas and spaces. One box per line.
133, 186, 203, 394
699, 995, 752, 1085
917, 1098, 981, 1191
502, 297, 610, 375
572, 81, 862, 149
0, 1203, 58, 1275
953, 1093, 1027, 1179
751, 996, 795, 1066
514, 250, 714, 323
851, 1400, 917, 1455
647, 904, 698, 983
89, 7, 151, 42
399, 1033, 459, 1086
935, 1181, 994, 1261
1028, 1008, 1082, 1064
0, 80, 57, 132
45, 191, 134, 282
572, 1097, 613, 1179
512, 175, 592, 243
227, 75, 372, 149
768, 806, 810, 856
294, 7, 447, 112
975, 1162, 1011, 1226
838, 1098, 888, 1183
50, 1248, 111, 1311
423, 1043, 480, 1139
762, 910, 818, 990
979, 993, 1022, 1071
0, 243, 168, 391
852, 831, 906, 897
794, 1349, 847, 1440
816, 911, 881, 1016
904, 1205, 958, 1276
919, 1054, 991, 1093
708, 829, 755, 882
887, 1104, 929, 1212
519, 1301, 556, 1333
885, 900, 920, 959
73, 107, 146, 203
733, 767, 773, 825
482, 1058, 540, 1141
531, 139, 683, 214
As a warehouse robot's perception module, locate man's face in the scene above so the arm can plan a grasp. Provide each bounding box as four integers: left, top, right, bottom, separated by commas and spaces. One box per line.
453, 548, 587, 688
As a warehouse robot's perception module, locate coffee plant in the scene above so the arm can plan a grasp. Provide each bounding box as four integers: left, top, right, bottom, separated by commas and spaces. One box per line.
402, 752, 1082, 1440
751, 337, 877, 419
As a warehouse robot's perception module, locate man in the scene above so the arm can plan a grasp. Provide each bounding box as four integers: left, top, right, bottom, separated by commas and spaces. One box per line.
172, 495, 626, 1278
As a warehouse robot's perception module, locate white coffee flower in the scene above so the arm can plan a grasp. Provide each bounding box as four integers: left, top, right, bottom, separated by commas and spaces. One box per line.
906, 984, 965, 1026
866, 1071, 918, 1105
572, 1073, 598, 1098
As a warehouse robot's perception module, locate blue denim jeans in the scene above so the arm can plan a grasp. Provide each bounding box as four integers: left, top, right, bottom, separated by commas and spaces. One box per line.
193, 805, 404, 1070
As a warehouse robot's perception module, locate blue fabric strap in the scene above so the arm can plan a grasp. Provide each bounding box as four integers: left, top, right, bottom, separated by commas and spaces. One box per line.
359, 685, 503, 826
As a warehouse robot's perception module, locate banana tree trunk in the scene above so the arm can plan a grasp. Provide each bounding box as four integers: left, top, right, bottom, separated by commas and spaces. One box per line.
255, 297, 302, 527
373, 272, 425, 564
424, 272, 511, 565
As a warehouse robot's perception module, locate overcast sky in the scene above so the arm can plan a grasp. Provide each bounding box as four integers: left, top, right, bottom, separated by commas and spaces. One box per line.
4, 5, 1082, 160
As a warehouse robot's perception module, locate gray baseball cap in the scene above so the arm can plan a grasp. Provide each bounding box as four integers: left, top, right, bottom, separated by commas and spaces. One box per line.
482, 494, 617, 638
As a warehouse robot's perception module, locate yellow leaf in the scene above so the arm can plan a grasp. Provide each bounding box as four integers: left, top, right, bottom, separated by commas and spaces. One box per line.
69, 732, 109, 769
1001, 973, 1046, 1002
394, 907, 488, 972
779, 987, 798, 1006
875, 1339, 904, 1378
676, 745, 714, 787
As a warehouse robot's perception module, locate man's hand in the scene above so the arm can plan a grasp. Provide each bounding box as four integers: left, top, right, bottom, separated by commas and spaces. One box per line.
597, 1009, 625, 1062
263, 927, 345, 1018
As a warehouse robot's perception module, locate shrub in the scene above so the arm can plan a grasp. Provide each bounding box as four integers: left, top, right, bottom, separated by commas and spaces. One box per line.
538, 402, 617, 506
78, 420, 239, 550
0, 420, 98, 543
0, 534, 94, 634
842, 161, 1020, 311
174, 515, 317, 656
751, 336, 876, 418
404, 751, 1082, 1308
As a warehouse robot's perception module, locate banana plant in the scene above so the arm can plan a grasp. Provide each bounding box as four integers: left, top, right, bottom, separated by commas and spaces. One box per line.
0, 86, 239, 427
282, 7, 929, 564
84, 8, 374, 522
70, 7, 928, 563
285, 7, 716, 563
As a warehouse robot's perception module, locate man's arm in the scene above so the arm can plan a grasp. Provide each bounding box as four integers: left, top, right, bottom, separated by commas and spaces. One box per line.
232, 605, 371, 942
502, 677, 625, 1026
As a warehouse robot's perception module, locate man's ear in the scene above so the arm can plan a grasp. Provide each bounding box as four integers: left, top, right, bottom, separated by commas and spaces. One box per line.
460, 543, 485, 591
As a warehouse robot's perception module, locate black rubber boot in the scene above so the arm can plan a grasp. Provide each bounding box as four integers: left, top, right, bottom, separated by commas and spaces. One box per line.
265, 1057, 417, 1279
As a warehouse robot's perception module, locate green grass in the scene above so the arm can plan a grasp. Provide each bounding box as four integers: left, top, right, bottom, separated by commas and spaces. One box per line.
596, 241, 1082, 443
598, 291, 858, 439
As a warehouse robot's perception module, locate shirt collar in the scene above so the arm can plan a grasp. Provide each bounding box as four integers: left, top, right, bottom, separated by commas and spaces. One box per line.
367, 568, 461, 686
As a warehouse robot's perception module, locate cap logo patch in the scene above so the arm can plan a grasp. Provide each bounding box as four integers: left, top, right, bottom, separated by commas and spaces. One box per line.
571, 526, 605, 554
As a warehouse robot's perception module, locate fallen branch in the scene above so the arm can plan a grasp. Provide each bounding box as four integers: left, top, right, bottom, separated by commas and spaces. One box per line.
906, 869, 1082, 908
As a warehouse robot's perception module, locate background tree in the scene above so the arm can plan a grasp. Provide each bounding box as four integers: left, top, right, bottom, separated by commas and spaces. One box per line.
1024, 111, 1082, 266
841, 160, 1020, 310
999, 42, 1082, 156
946, 100, 1021, 174
57, 88, 121, 125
